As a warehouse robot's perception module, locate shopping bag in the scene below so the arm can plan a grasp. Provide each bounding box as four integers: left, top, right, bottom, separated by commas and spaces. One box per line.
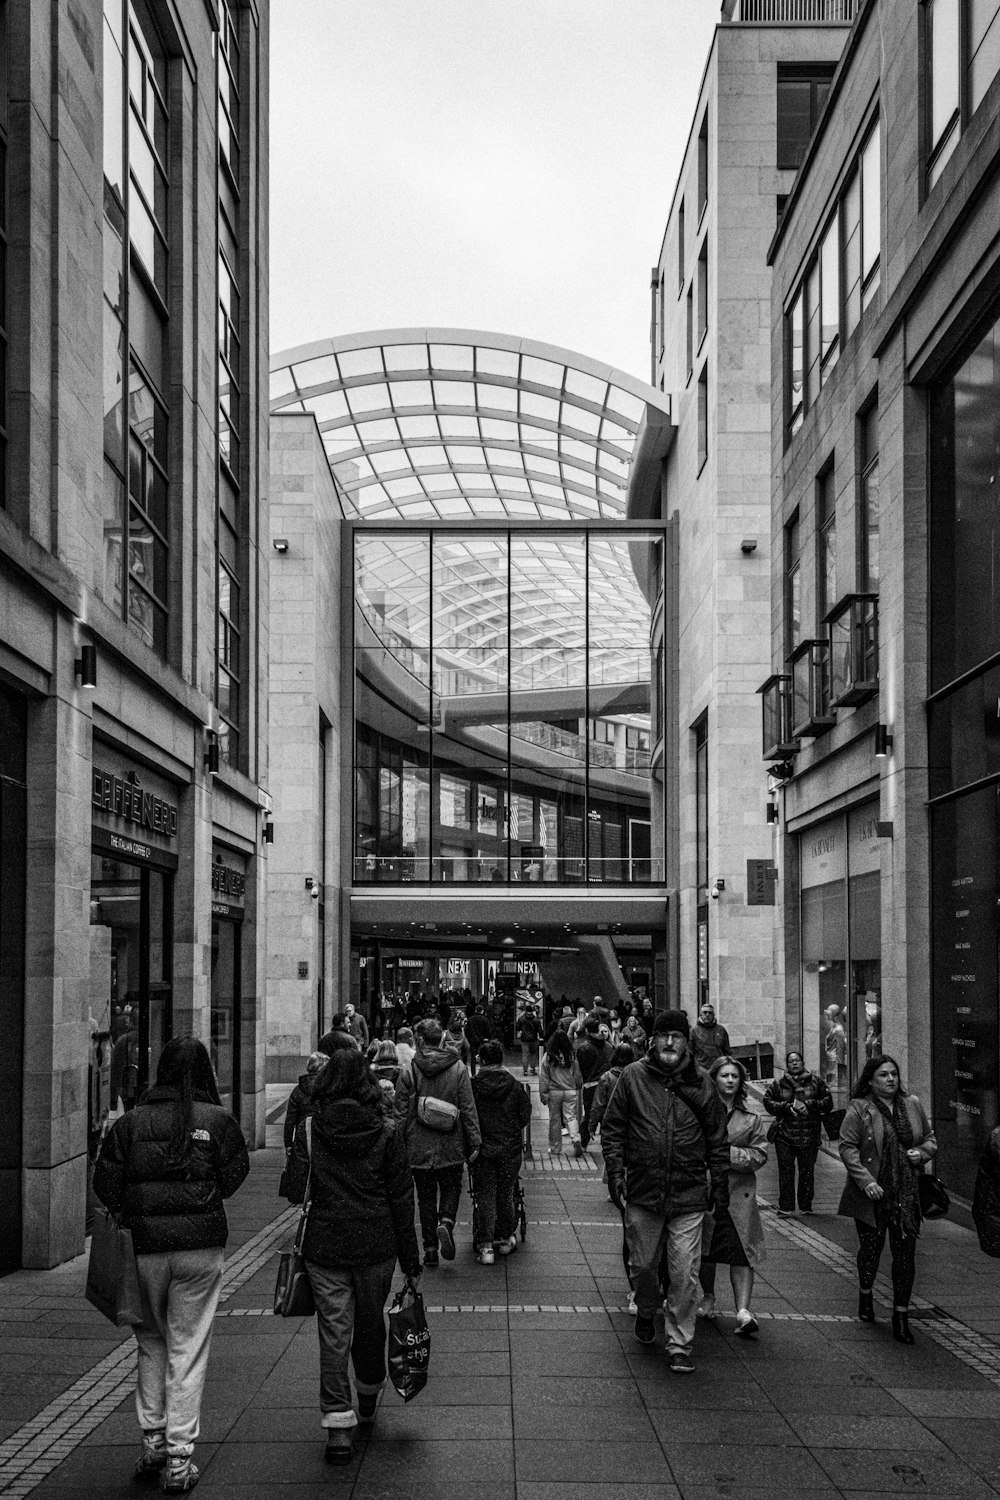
85, 1209, 144, 1326
274, 1118, 316, 1316
917, 1172, 950, 1220
387, 1281, 430, 1402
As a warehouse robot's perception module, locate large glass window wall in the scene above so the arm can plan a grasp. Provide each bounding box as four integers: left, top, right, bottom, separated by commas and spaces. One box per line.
354, 527, 663, 885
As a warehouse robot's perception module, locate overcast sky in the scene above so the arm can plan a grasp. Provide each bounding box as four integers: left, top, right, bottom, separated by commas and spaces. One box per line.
269, 2, 719, 383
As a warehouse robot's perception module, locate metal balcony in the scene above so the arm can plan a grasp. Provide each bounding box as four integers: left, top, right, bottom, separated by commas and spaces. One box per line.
757, 673, 797, 760
723, 0, 855, 19
789, 638, 836, 737
824, 593, 878, 707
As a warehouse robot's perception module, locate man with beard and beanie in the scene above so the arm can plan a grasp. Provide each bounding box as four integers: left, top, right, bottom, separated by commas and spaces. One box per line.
601, 1009, 729, 1374
394, 1018, 481, 1266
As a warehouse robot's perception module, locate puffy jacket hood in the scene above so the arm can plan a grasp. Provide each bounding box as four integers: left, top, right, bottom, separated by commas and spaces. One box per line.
413, 1046, 461, 1079
312, 1096, 387, 1158
473, 1067, 518, 1101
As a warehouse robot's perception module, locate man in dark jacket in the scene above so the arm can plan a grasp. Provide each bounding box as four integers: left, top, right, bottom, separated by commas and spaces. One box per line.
470, 1040, 532, 1262
576, 1018, 614, 1149
465, 1004, 491, 1077
394, 1018, 481, 1266
342, 1003, 369, 1049
515, 1005, 541, 1076
690, 1003, 731, 1071
762, 1050, 832, 1213
601, 1009, 729, 1374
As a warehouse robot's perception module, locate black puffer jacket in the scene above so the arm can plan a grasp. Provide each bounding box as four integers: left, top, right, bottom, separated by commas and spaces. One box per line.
601, 1053, 729, 1215
577, 1035, 614, 1086
291, 1094, 420, 1277
471, 1067, 532, 1160
94, 1087, 249, 1255
762, 1069, 832, 1147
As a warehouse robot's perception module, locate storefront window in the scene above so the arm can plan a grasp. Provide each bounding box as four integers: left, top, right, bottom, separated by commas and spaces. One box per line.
211, 916, 240, 1115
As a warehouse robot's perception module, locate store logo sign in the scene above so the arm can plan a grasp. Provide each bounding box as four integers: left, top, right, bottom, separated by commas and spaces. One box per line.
92, 768, 178, 839
212, 864, 246, 901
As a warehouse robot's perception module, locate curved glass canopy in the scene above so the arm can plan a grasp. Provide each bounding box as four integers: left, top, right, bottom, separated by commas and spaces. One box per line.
269, 328, 672, 522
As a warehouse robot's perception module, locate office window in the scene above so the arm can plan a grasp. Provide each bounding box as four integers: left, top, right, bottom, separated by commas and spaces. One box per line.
785, 510, 801, 659
776, 65, 836, 171
686, 285, 693, 380
697, 364, 708, 471
805, 259, 821, 409
659, 270, 665, 355
102, 0, 170, 658
697, 112, 708, 221
820, 215, 839, 369
0, 0, 6, 509
695, 714, 709, 900
787, 287, 804, 437
859, 405, 879, 592
697, 240, 708, 348
970, 0, 1000, 113
927, 0, 960, 183
844, 121, 880, 337
678, 198, 685, 293
817, 466, 837, 620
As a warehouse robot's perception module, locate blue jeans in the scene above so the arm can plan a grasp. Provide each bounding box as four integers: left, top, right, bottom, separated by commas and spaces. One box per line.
305, 1257, 396, 1428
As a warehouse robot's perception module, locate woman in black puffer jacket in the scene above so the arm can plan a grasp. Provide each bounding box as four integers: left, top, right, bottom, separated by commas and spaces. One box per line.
94, 1037, 249, 1494
286, 1047, 421, 1464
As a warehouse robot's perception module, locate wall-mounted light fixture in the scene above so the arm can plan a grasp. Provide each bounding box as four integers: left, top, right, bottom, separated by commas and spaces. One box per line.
766, 801, 779, 825
262, 817, 274, 844
740, 538, 758, 555
874, 723, 894, 758
75, 643, 98, 688
204, 728, 220, 775
273, 537, 289, 553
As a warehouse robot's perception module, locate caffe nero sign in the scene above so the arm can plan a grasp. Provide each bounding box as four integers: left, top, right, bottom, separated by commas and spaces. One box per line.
92, 768, 178, 839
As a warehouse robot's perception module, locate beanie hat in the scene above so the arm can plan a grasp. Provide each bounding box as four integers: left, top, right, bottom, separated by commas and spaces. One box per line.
651, 1008, 690, 1039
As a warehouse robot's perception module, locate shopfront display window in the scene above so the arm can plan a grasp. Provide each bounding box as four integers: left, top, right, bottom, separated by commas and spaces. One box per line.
800, 803, 883, 1108
211, 916, 240, 1116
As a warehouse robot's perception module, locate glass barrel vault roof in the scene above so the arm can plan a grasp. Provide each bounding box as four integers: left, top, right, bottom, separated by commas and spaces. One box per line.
269, 328, 672, 521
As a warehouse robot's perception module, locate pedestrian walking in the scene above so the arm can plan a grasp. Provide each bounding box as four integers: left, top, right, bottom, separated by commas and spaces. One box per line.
93, 1037, 249, 1492
343, 1003, 369, 1049
601, 1009, 729, 1374
538, 1029, 584, 1157
470, 1041, 532, 1263
762, 1050, 833, 1214
465, 1004, 492, 1076
696, 1057, 769, 1336
588, 1043, 635, 1204
284, 1051, 327, 1151
690, 1003, 731, 1071
576, 1017, 614, 1149
516, 1005, 541, 1075
444, 1010, 472, 1068
369, 1040, 401, 1113
286, 1047, 421, 1464
394, 1018, 481, 1266
838, 1054, 937, 1343
394, 1027, 416, 1071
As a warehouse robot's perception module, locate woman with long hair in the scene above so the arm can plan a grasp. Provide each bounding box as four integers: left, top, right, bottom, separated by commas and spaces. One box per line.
286, 1045, 421, 1463
838, 1054, 937, 1343
696, 1056, 769, 1336
538, 1028, 584, 1157
94, 1037, 249, 1493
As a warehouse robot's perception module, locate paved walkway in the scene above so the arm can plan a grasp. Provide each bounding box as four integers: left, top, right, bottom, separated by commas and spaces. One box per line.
1, 1079, 1000, 1498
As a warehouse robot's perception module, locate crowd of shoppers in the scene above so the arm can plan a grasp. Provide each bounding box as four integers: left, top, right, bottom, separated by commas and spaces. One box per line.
91, 989, 949, 1483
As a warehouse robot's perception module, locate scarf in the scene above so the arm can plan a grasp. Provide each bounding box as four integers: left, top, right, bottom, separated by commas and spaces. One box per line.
873, 1095, 920, 1237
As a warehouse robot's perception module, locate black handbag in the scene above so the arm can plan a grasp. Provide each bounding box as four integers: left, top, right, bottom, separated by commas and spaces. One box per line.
823, 1108, 846, 1142
917, 1170, 950, 1220
274, 1120, 316, 1317
387, 1280, 430, 1402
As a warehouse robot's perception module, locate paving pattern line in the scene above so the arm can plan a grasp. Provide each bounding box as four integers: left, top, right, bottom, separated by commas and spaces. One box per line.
0, 1205, 298, 1498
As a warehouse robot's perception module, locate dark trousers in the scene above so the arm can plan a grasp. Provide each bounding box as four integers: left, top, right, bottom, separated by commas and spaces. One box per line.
471, 1153, 520, 1246
580, 1084, 599, 1148
306, 1257, 396, 1418
856, 1218, 917, 1306
775, 1135, 819, 1210
412, 1164, 464, 1249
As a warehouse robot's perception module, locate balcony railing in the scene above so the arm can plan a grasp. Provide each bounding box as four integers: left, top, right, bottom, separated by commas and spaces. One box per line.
789, 638, 836, 737
824, 593, 878, 707
724, 0, 855, 20
757, 674, 797, 760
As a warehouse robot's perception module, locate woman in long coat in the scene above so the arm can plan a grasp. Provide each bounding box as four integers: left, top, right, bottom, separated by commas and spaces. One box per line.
697, 1056, 769, 1336
837, 1054, 936, 1344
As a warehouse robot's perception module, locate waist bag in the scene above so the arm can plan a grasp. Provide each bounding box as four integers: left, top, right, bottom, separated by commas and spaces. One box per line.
416, 1078, 459, 1133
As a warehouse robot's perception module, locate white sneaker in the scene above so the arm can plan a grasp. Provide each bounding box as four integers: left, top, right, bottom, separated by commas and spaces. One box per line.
498, 1235, 517, 1257
734, 1308, 759, 1338
626, 1291, 637, 1315
476, 1246, 495, 1265
696, 1294, 717, 1320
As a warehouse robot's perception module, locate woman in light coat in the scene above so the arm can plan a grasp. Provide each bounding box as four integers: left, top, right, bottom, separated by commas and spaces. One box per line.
697, 1056, 769, 1336
838, 1054, 936, 1344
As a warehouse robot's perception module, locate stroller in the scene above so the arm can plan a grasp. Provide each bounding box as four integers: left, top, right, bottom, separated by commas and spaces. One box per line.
468, 1081, 530, 1252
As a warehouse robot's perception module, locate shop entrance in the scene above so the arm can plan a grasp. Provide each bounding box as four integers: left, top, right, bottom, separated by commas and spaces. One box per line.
211, 915, 241, 1117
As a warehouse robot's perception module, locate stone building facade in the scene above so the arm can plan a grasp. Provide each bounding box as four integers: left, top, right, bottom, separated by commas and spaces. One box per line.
0, 0, 270, 1268
768, 0, 1000, 1193
648, 4, 852, 1051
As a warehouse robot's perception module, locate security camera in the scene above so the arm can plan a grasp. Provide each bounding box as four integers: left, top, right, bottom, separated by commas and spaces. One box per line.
710, 878, 725, 900
305, 877, 321, 900
310, 884, 320, 901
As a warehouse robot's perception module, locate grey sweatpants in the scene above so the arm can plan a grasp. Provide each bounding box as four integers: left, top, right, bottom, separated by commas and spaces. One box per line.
134, 1246, 225, 1458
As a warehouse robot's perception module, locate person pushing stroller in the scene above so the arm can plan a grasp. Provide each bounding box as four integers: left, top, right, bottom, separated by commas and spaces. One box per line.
470, 1041, 532, 1264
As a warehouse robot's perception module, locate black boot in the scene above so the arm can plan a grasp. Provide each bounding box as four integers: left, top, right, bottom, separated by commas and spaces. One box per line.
858, 1289, 875, 1323
892, 1308, 914, 1344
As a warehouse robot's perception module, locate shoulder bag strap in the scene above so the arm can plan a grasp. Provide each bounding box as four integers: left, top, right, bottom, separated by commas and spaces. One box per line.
292, 1117, 313, 1255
